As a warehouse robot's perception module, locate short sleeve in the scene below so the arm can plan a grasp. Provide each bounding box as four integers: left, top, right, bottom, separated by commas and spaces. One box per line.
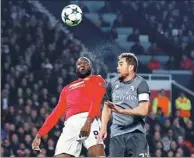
104, 81, 112, 101
137, 80, 150, 103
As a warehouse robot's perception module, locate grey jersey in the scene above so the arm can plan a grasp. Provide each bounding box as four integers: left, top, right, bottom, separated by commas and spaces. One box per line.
106, 75, 150, 138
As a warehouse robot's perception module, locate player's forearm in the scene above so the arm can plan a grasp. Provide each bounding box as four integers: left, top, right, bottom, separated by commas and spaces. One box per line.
101, 104, 111, 130
38, 104, 65, 136
121, 107, 147, 116
38, 88, 66, 137
121, 102, 149, 116
38, 112, 60, 136
85, 117, 94, 125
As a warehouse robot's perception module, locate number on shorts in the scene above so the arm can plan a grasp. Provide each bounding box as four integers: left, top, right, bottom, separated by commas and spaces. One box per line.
93, 130, 99, 139
139, 153, 149, 157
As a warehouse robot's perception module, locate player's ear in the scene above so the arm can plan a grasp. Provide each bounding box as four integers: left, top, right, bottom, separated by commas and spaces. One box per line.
129, 65, 133, 71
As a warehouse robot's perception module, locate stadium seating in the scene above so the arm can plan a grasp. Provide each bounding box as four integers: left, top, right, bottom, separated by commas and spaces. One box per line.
1, 0, 194, 157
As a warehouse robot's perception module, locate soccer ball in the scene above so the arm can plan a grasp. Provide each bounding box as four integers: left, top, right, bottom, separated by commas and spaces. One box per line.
61, 4, 83, 26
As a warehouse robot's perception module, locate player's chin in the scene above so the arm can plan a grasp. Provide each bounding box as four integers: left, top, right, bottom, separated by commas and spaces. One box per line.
80, 70, 90, 75
118, 74, 124, 81
79, 70, 85, 74
77, 70, 91, 78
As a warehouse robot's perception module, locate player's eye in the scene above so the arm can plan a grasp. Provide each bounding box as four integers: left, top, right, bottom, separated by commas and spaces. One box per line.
78, 62, 84, 66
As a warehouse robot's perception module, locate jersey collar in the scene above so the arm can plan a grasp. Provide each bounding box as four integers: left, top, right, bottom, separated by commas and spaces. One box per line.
121, 75, 137, 84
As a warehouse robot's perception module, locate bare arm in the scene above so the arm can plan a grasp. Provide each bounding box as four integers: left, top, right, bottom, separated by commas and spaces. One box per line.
101, 103, 112, 130
121, 102, 149, 116
107, 80, 150, 117
101, 79, 112, 130
122, 80, 150, 116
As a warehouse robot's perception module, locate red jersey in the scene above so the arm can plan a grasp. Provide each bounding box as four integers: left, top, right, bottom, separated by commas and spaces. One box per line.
38, 75, 106, 136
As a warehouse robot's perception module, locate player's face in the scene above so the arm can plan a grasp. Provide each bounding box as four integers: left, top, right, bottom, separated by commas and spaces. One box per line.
117, 58, 133, 81
76, 58, 92, 78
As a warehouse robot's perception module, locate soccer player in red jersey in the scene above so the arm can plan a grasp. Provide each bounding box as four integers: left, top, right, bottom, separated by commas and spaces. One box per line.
32, 57, 106, 157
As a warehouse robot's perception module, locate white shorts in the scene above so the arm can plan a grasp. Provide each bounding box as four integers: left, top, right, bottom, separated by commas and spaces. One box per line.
55, 112, 104, 157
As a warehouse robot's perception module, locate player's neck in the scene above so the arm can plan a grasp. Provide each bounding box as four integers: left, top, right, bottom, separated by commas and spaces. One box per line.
123, 72, 136, 82
78, 74, 91, 80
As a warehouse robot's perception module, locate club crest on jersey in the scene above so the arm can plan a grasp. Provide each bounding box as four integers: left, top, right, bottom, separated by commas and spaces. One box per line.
129, 86, 135, 91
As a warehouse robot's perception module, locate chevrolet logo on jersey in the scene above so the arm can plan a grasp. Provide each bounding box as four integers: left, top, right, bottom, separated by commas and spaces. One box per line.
69, 81, 85, 88
69, 81, 85, 91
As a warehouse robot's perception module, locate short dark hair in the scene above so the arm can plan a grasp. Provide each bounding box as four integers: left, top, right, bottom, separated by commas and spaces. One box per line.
118, 52, 138, 72
76, 57, 92, 67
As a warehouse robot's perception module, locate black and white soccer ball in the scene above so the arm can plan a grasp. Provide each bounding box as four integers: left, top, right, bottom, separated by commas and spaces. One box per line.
61, 4, 83, 26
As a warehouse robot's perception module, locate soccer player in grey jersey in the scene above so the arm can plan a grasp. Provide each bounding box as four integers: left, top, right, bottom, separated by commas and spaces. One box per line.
98, 53, 150, 157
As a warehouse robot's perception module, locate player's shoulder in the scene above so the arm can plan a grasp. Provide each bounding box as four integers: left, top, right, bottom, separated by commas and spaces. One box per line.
135, 75, 147, 83
135, 75, 149, 88
107, 77, 120, 87
60, 85, 68, 94
109, 77, 119, 83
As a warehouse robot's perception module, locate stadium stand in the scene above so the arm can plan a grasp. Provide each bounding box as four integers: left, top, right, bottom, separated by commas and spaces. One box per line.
78, 1, 194, 70
1, 0, 194, 157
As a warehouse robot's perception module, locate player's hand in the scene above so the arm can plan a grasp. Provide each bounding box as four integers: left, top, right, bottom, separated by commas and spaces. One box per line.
98, 128, 107, 143
79, 118, 92, 138
32, 134, 41, 152
105, 101, 123, 113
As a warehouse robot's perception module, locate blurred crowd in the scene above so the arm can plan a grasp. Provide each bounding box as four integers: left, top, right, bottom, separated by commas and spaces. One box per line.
136, 1, 194, 71
146, 112, 194, 157
1, 0, 107, 157
83, 1, 194, 71
149, 90, 194, 157
1, 0, 194, 157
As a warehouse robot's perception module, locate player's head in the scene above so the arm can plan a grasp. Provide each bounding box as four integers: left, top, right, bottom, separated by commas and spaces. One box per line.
117, 52, 138, 80
76, 57, 92, 78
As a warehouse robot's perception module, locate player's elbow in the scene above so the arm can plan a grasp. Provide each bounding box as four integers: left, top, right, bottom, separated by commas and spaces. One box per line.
139, 102, 149, 116
141, 109, 149, 116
